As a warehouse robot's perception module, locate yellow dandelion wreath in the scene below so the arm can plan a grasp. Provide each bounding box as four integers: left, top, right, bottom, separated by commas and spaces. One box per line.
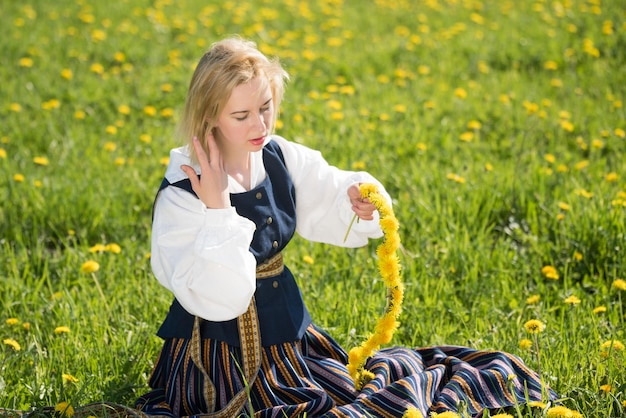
345, 183, 404, 391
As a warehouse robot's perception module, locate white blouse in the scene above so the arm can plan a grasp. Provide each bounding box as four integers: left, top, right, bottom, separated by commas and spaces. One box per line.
151, 135, 390, 322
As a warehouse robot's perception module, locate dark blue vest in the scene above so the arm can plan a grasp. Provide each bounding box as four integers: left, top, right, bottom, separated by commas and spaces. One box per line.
155, 141, 312, 346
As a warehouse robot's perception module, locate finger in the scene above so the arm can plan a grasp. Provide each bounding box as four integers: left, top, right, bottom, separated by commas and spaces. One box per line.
205, 131, 220, 168
192, 137, 210, 168
180, 164, 200, 191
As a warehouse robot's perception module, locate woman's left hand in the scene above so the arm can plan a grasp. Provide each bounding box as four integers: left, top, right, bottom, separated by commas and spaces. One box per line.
348, 184, 376, 221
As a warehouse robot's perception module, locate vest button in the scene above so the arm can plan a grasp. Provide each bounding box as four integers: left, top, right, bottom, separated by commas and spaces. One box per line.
272, 240, 278, 248
272, 281, 279, 288
266, 216, 273, 225
256, 192, 263, 199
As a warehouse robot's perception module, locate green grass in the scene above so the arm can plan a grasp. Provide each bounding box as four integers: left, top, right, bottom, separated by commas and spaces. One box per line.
1, 0, 625, 416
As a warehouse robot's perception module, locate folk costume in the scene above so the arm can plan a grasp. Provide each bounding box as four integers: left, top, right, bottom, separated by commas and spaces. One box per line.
136, 135, 555, 417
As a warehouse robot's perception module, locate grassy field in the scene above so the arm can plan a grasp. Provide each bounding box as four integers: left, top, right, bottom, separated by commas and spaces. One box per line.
1, 0, 625, 416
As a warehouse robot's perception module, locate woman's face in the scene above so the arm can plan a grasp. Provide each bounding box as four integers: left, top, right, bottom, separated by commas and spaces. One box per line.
213, 77, 274, 155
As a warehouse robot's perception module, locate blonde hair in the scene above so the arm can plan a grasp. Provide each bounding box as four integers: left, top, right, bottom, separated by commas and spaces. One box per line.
177, 36, 289, 162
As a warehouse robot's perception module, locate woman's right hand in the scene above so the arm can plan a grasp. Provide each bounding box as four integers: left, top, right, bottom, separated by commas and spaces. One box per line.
180, 133, 231, 209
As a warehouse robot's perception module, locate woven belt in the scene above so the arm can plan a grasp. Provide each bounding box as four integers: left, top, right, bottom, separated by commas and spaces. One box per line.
190, 252, 283, 416
256, 252, 284, 278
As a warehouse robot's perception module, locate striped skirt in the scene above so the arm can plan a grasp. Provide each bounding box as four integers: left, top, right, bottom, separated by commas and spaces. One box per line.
135, 324, 556, 417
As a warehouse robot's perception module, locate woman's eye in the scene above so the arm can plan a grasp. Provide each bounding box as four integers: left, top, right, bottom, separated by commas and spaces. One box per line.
261, 106, 270, 113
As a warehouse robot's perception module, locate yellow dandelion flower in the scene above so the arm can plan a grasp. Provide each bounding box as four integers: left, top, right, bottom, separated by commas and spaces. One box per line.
0, 148, 6, 159
600, 384, 612, 393
546, 405, 579, 418
446, 173, 466, 183
113, 52, 126, 62
160, 156, 170, 166
560, 120, 574, 132
74, 110, 86, 119
524, 319, 546, 334
14, 173, 25, 182
80, 260, 100, 273
89, 244, 106, 253
303, 255, 314, 264
144, 106, 157, 116
139, 134, 152, 144
605, 172, 618, 182
544, 153, 556, 163
161, 83, 173, 93
484, 163, 493, 171
33, 156, 49, 166
459, 132, 474, 142
54, 402, 75, 417
393, 104, 407, 113
105, 243, 121, 254
424, 101, 436, 109
544, 60, 558, 70
454, 88, 467, 99
614, 128, 625, 138
541, 265, 559, 280
491, 414, 513, 418
612, 279, 626, 291
573, 251, 583, 261
564, 295, 581, 305
23, 322, 30, 331
600, 340, 625, 352
430, 412, 460, 418
593, 306, 606, 314
118, 104, 131, 115
551, 78, 563, 88
574, 160, 589, 170
60, 69, 73, 80
526, 294, 540, 305
519, 339, 533, 350
105, 125, 117, 135
558, 202, 571, 211
114, 157, 126, 166
352, 161, 366, 170
402, 407, 424, 418
160, 108, 174, 118
574, 189, 593, 199
3, 338, 21, 351
6, 318, 19, 325
528, 401, 546, 409
467, 120, 482, 130
104, 141, 119, 153
54, 326, 71, 334
62, 373, 79, 384
19, 57, 34, 67
9, 103, 22, 112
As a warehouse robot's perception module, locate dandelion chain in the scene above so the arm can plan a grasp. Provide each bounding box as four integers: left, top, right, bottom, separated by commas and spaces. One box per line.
345, 183, 404, 391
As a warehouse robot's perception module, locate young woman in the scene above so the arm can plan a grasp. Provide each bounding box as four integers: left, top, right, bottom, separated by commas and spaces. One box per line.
135, 36, 556, 417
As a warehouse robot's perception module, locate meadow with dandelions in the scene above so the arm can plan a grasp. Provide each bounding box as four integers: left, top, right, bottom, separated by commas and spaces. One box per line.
1, 0, 625, 416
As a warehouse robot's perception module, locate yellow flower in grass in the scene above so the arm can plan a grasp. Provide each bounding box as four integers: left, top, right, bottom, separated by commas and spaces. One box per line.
33, 156, 49, 166
346, 183, 403, 390
6, 318, 19, 326
491, 414, 513, 418
524, 319, 545, 334
54, 326, 71, 334
55, 402, 75, 417
62, 373, 79, 384
3, 338, 21, 351
612, 278, 626, 291
303, 255, 314, 264
401, 407, 423, 418
81, 260, 100, 273
546, 405, 576, 417
519, 339, 533, 350
541, 265, 559, 280
430, 412, 460, 418
564, 295, 581, 305
600, 384, 612, 393
600, 340, 625, 356
593, 306, 606, 314
526, 294, 540, 305
105, 243, 122, 254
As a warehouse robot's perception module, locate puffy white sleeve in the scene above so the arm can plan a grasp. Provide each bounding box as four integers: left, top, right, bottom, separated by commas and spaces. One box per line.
150, 186, 257, 322
271, 136, 391, 247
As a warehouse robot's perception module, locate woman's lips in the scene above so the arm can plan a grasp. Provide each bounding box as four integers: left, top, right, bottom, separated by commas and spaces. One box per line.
249, 136, 265, 146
